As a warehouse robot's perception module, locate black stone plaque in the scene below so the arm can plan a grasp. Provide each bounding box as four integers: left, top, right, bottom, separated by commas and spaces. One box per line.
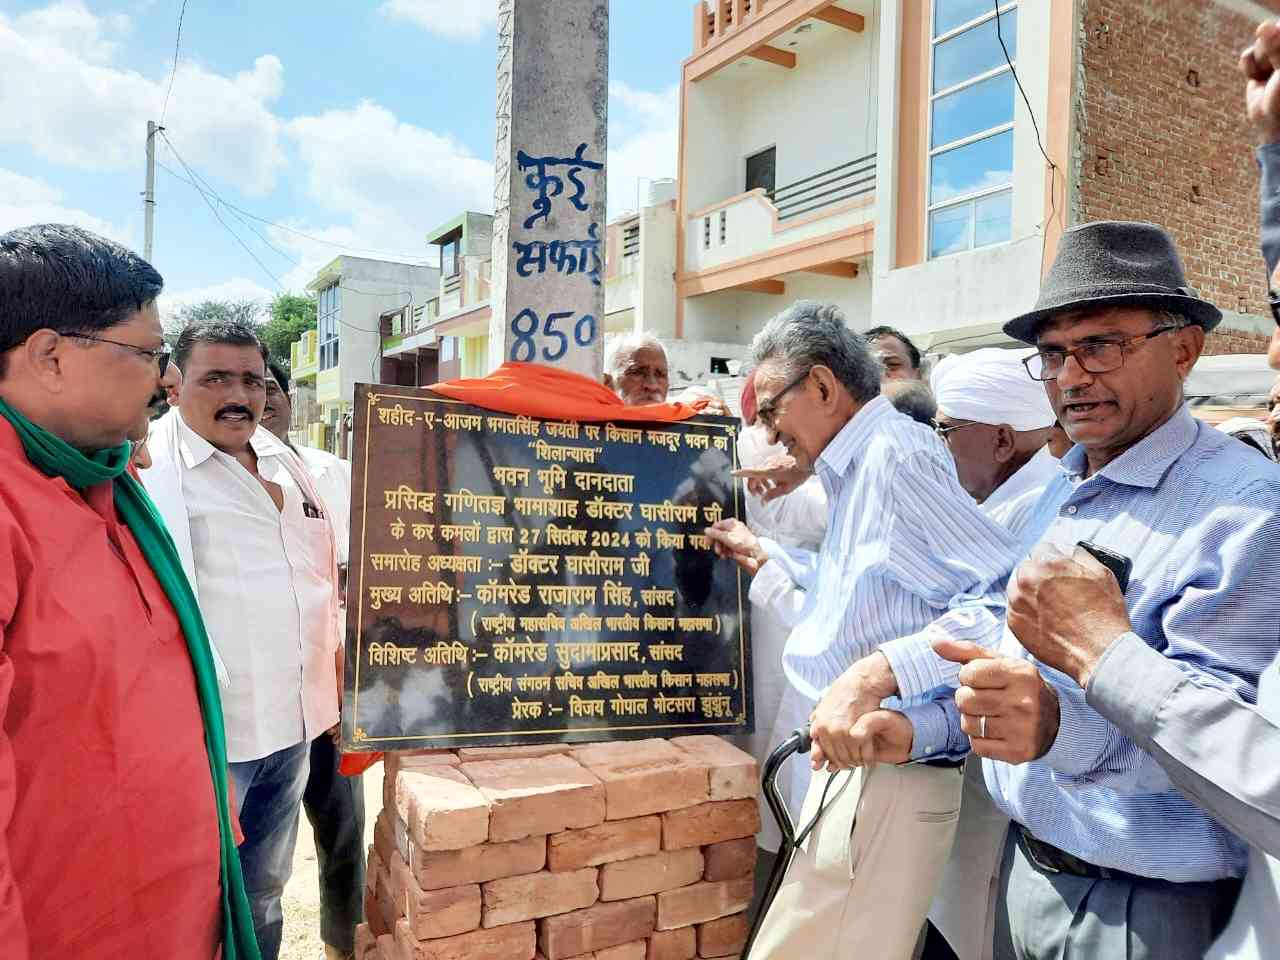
342, 384, 752, 751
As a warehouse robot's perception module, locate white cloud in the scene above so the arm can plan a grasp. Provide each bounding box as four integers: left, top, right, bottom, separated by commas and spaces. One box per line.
378, 0, 497, 39
0, 3, 286, 194
280, 100, 492, 288
157, 277, 275, 328
607, 82, 679, 217
0, 168, 134, 245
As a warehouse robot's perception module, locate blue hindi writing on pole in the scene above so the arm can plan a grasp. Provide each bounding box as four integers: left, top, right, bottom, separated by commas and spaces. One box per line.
510, 308, 598, 363
517, 143, 603, 229
512, 222, 602, 286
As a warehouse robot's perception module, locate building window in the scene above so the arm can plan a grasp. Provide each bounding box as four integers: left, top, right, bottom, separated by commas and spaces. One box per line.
318, 281, 341, 370
745, 146, 776, 195
927, 1, 1017, 259
440, 234, 460, 279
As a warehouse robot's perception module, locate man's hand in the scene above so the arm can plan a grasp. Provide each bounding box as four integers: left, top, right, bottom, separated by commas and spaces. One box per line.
733, 454, 811, 502
933, 640, 1060, 765
704, 518, 769, 575
809, 652, 899, 771
1242, 20, 1280, 144
700, 397, 732, 417
845, 710, 914, 767
1006, 544, 1131, 689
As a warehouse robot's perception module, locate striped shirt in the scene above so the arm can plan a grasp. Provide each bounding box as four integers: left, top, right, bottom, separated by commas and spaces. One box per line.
983, 403, 1280, 882
751, 395, 1022, 755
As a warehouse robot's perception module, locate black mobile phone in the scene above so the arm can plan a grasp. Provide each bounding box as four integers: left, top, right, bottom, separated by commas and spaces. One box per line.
1077, 540, 1132, 594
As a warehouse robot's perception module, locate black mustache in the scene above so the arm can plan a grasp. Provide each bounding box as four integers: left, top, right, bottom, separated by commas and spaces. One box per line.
215, 405, 254, 420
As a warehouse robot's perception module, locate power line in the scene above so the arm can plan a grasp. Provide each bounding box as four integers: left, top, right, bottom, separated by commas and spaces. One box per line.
158, 0, 188, 127
159, 131, 286, 290
153, 144, 433, 262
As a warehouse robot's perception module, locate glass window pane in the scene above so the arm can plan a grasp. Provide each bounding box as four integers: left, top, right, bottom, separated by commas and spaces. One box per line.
934, 0, 993, 37
930, 203, 973, 258
930, 129, 1013, 204
931, 70, 1014, 149
933, 8, 1017, 93
974, 188, 1013, 248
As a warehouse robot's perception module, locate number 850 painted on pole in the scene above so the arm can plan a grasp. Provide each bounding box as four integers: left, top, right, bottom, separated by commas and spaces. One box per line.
509, 307, 597, 363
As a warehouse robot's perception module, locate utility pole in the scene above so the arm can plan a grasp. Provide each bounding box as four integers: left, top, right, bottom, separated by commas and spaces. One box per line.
144, 120, 158, 261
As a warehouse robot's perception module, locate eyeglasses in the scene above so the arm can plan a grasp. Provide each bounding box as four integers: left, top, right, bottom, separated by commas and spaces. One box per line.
755, 370, 810, 430
1022, 324, 1181, 382
933, 419, 981, 440
64, 333, 171, 375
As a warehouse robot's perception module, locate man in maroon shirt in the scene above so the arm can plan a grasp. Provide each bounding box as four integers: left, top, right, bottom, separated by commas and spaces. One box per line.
0, 224, 230, 958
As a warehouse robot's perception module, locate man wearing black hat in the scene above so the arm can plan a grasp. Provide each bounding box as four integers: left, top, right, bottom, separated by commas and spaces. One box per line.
932, 218, 1280, 959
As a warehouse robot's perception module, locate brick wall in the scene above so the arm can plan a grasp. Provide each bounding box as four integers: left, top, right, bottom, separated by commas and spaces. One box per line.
1073, 0, 1268, 325
1203, 325, 1274, 356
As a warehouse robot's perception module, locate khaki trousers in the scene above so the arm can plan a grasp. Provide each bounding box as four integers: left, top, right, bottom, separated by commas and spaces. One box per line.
751, 761, 964, 960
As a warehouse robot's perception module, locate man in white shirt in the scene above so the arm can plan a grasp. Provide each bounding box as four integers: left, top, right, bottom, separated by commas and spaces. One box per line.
142, 321, 342, 960
263, 361, 362, 960
923, 347, 1060, 960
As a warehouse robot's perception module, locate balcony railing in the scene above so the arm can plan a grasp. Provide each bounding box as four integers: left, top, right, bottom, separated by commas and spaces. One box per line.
767, 152, 876, 221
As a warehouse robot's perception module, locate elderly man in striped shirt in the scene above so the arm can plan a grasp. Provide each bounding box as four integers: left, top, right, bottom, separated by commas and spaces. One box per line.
706, 300, 1022, 959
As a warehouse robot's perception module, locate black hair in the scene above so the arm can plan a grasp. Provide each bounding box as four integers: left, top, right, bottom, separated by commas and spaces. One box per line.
0, 224, 163, 372
174, 320, 268, 373
267, 361, 290, 394
864, 325, 922, 370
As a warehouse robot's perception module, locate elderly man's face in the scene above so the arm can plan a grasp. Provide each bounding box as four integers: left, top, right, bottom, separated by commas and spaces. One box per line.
1267, 376, 1280, 449
935, 416, 1004, 503
613, 345, 668, 405
872, 334, 920, 382
752, 358, 830, 473
1037, 306, 1201, 470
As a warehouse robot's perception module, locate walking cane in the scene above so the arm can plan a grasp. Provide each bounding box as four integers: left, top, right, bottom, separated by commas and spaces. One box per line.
742, 725, 812, 960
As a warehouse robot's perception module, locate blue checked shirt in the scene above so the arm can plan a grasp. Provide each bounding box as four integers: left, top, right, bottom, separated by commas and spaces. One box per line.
751, 395, 1023, 757
978, 403, 1280, 882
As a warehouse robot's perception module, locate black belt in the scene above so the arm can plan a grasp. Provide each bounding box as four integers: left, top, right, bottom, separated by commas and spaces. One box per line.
1016, 827, 1185, 884
921, 757, 964, 769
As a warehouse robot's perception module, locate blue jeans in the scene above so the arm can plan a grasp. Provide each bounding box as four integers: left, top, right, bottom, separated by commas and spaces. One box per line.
231, 741, 310, 960
304, 734, 365, 953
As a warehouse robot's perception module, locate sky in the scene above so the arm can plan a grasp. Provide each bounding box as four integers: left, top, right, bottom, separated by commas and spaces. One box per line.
0, 0, 691, 321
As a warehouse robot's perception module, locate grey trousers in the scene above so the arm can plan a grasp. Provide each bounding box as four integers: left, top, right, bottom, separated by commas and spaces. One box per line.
994, 829, 1241, 960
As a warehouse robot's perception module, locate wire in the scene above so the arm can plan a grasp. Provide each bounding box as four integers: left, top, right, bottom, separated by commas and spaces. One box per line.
159, 132, 286, 290
993, 0, 1059, 264
158, 0, 188, 127
154, 154, 432, 261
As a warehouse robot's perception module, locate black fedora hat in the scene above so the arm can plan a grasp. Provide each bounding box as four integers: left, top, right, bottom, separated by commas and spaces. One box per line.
1003, 220, 1222, 343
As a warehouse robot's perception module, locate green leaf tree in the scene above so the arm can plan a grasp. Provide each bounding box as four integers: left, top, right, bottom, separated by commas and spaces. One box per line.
260, 293, 318, 373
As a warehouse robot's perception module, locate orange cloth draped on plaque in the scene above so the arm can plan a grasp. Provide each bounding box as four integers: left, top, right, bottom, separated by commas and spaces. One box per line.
338, 362, 713, 776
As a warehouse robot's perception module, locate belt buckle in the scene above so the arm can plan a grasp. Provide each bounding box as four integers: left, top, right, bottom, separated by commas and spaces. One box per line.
1017, 828, 1062, 875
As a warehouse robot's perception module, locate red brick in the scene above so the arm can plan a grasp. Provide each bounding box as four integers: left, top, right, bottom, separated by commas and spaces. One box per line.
655, 879, 752, 930
374, 808, 408, 867
396, 766, 490, 851
395, 916, 536, 960
385, 750, 462, 809
598, 849, 704, 901
457, 744, 577, 762
572, 740, 710, 819
596, 942, 647, 960
367, 844, 385, 893
462, 754, 606, 842
660, 801, 760, 851
669, 737, 757, 802
412, 835, 547, 890
481, 868, 600, 927
392, 851, 481, 940
701, 839, 756, 882
538, 896, 657, 959
695, 913, 748, 958
647, 928, 696, 960
376, 933, 400, 960
356, 923, 377, 959
547, 817, 662, 872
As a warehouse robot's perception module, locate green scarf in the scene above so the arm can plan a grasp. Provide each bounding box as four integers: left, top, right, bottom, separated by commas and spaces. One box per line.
0, 399, 261, 960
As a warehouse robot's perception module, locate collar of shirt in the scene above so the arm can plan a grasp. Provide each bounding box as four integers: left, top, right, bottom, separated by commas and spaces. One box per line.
1058, 402, 1197, 489
174, 415, 291, 472
815, 394, 894, 481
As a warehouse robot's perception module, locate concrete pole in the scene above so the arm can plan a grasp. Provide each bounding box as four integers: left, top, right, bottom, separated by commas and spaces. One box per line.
488, 0, 608, 380
144, 120, 157, 262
